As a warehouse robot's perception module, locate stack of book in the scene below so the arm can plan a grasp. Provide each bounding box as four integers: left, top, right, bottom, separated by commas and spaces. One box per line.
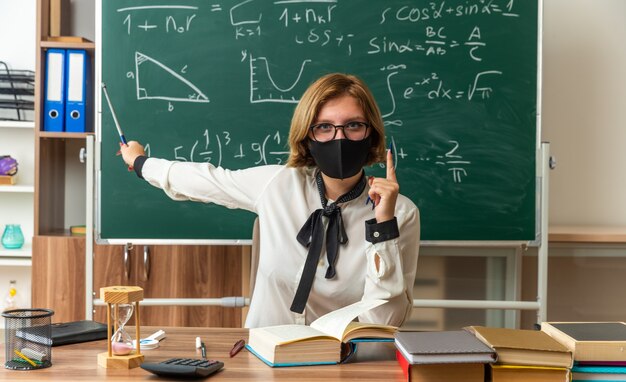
394, 330, 496, 381
542, 322, 626, 381
466, 326, 573, 382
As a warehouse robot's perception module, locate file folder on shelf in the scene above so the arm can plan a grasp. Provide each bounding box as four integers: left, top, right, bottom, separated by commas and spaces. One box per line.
43, 49, 66, 132
65, 49, 92, 132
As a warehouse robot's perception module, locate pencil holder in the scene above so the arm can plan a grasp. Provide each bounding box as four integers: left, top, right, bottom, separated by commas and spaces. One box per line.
2, 308, 54, 370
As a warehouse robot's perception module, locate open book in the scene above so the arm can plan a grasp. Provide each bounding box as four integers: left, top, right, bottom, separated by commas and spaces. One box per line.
246, 299, 395, 367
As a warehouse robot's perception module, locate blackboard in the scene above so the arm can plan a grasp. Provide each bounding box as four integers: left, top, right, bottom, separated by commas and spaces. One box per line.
97, 0, 539, 242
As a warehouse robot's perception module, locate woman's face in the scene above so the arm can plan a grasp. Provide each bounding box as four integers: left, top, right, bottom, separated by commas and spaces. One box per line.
306, 94, 374, 180
308, 94, 371, 142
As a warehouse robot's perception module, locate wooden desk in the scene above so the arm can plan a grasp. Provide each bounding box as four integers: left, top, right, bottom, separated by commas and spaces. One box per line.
549, 225, 626, 243
0, 327, 403, 381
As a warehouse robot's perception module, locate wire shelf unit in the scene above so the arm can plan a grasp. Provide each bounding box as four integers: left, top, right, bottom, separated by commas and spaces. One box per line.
0, 61, 35, 122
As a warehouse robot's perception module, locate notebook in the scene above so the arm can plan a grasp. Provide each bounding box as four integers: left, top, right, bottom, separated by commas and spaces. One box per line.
16, 320, 108, 346
394, 330, 496, 364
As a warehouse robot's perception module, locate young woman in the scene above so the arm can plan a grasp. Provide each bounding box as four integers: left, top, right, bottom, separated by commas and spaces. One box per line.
119, 73, 420, 328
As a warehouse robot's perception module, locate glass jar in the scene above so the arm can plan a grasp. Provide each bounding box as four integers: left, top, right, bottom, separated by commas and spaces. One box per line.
1, 224, 24, 249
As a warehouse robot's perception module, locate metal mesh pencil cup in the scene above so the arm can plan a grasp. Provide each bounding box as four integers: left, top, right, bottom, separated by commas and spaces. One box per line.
2, 308, 54, 370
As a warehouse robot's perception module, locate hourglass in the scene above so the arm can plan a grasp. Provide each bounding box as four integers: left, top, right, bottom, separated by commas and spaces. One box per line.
111, 303, 134, 355
97, 286, 145, 369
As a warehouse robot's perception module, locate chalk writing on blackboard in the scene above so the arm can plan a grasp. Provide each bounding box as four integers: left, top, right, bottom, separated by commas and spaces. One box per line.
230, 0, 262, 38
107, 0, 526, 187
118, 5, 199, 35
132, 52, 210, 103
100, 0, 538, 240
144, 134, 470, 184
408, 70, 503, 101
248, 54, 311, 103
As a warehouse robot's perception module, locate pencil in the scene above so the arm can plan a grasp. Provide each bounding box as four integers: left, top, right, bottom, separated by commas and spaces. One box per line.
14, 349, 37, 367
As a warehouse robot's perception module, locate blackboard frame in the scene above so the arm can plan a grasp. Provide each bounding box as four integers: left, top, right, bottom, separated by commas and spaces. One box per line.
94, 0, 543, 245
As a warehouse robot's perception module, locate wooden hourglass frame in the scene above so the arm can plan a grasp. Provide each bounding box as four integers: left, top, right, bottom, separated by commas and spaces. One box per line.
97, 286, 145, 369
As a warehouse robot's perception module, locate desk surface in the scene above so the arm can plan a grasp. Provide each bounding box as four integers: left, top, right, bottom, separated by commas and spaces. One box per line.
549, 225, 626, 243
0, 327, 403, 381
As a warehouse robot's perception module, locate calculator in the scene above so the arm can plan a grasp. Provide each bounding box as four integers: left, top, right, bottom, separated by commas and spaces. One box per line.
140, 358, 224, 378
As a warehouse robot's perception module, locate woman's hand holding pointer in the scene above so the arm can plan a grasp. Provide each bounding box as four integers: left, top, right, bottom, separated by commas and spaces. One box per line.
118, 141, 146, 169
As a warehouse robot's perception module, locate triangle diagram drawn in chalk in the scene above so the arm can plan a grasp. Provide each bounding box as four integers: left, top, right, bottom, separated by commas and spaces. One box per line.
135, 52, 209, 103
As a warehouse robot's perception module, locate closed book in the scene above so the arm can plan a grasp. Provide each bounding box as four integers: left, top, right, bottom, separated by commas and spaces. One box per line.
16, 320, 108, 346
572, 364, 626, 381
541, 322, 626, 362
0, 174, 17, 185
395, 349, 486, 382
489, 364, 571, 382
466, 326, 573, 368
50, 320, 108, 346
70, 225, 86, 235
394, 330, 496, 364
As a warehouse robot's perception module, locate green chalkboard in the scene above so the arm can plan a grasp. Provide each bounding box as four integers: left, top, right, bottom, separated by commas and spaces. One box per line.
98, 0, 539, 242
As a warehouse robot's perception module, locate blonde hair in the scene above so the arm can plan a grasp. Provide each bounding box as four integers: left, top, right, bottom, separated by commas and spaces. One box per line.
286, 73, 386, 168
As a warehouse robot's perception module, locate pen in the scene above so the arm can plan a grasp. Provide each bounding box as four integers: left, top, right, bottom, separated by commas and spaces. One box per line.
230, 339, 245, 357
365, 190, 375, 210
14, 349, 37, 367
365, 142, 394, 208
101, 82, 128, 145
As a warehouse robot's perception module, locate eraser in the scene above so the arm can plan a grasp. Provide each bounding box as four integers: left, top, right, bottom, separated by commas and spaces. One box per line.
20, 348, 47, 362
146, 329, 166, 341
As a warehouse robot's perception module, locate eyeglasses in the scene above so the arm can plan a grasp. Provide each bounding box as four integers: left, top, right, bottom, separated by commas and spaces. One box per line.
309, 121, 370, 142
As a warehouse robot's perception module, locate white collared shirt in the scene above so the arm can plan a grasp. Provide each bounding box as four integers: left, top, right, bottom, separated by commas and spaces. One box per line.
141, 158, 420, 328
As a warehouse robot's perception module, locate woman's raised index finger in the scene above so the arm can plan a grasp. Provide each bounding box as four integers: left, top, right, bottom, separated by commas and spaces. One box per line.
386, 148, 396, 181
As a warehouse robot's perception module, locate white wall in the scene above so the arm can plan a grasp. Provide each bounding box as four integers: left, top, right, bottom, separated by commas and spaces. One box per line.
542, 0, 626, 226
69, 0, 95, 41
0, 0, 36, 121
0, 0, 36, 71
0, 0, 35, 314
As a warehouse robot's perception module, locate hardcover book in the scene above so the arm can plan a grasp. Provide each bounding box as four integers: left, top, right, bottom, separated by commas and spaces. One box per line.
571, 364, 626, 381
541, 322, 626, 362
245, 299, 396, 367
466, 326, 573, 368
394, 330, 496, 364
16, 320, 108, 346
489, 364, 571, 382
395, 349, 488, 382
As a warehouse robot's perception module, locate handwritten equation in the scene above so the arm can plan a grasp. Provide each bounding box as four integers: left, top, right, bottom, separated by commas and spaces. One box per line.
113, 0, 522, 105
146, 129, 289, 168
105, 0, 535, 186
144, 132, 471, 184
